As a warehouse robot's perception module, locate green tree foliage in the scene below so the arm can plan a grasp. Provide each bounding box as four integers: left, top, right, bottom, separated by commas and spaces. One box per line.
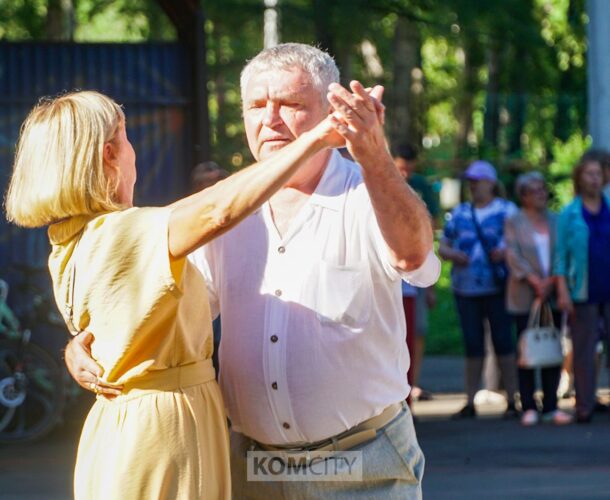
1, 0, 591, 354
0, 0, 48, 39
0, 0, 589, 186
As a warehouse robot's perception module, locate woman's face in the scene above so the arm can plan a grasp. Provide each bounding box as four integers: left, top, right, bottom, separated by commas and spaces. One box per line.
578, 161, 603, 197
106, 121, 137, 207
468, 179, 495, 203
521, 180, 548, 211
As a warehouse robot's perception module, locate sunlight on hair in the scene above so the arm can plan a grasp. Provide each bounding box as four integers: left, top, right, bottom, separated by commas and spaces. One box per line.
5, 91, 125, 228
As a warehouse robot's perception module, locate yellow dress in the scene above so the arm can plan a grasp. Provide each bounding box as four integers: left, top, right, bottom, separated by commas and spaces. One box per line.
48, 207, 230, 500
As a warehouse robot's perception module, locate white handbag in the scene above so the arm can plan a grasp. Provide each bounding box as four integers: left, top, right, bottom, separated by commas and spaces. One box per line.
518, 299, 564, 369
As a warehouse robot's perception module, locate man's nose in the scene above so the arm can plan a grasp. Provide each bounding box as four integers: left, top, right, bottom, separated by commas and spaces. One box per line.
262, 102, 282, 128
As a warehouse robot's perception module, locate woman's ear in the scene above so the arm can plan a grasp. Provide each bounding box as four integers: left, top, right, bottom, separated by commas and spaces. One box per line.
103, 141, 119, 180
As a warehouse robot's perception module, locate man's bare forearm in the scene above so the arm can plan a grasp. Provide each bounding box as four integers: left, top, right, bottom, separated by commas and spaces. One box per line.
361, 154, 433, 271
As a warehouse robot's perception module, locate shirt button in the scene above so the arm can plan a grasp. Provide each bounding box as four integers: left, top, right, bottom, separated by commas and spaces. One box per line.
270, 335, 278, 343
278, 246, 286, 254
283, 422, 291, 429
274, 289, 282, 297
271, 382, 278, 390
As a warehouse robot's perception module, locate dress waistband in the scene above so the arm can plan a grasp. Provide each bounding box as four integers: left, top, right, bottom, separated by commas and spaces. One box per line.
105, 359, 216, 401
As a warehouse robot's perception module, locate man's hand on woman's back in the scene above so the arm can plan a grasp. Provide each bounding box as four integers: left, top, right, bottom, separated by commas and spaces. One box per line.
65, 331, 123, 398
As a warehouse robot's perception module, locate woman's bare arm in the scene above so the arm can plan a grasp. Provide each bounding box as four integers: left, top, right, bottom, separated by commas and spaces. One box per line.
168, 119, 338, 259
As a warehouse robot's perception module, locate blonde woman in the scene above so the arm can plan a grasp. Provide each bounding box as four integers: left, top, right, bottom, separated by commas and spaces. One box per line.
5, 91, 344, 499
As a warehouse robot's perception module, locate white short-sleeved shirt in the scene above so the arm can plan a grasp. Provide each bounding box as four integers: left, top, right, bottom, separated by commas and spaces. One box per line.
189, 150, 440, 445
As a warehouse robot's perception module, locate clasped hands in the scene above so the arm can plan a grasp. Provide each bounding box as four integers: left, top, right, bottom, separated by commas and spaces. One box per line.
318, 80, 387, 163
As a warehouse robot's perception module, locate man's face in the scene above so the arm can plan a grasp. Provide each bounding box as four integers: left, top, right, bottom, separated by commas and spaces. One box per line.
242, 67, 328, 161
394, 157, 415, 180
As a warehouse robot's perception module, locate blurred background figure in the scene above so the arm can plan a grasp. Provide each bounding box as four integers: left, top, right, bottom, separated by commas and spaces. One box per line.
439, 160, 518, 419
505, 172, 572, 426
394, 144, 439, 401
190, 161, 229, 193
555, 152, 610, 423
393, 144, 440, 224
583, 149, 610, 198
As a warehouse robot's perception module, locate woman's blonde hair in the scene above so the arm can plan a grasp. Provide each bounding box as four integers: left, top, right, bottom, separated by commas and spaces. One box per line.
5, 90, 126, 228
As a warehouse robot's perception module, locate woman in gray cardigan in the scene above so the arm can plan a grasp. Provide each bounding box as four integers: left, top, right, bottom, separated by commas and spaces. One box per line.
505, 172, 572, 426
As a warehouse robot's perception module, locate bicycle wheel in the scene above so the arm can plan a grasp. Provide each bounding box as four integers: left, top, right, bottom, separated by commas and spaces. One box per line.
0, 339, 65, 443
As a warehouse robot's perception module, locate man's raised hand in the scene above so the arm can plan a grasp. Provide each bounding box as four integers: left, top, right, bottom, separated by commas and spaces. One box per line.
327, 81, 388, 166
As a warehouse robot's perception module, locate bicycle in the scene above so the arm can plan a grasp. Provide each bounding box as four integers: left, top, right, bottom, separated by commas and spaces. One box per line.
0, 271, 66, 443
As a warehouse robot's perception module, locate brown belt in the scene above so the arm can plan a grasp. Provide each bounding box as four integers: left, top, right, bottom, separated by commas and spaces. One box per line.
254, 401, 406, 463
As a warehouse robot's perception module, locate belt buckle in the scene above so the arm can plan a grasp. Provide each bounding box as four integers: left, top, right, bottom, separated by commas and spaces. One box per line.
281, 448, 312, 468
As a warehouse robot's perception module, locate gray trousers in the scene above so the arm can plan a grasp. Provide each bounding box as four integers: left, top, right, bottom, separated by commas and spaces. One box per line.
572, 302, 610, 416
230, 404, 424, 500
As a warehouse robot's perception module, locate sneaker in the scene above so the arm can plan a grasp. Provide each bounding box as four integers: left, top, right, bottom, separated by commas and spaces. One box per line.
503, 402, 520, 419
521, 409, 539, 426
541, 410, 573, 425
576, 413, 592, 424
452, 403, 476, 419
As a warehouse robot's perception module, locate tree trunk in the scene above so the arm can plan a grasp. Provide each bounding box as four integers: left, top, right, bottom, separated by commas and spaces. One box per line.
454, 37, 479, 160
313, 0, 335, 57
335, 45, 352, 87
507, 48, 526, 154
389, 15, 422, 149
215, 69, 227, 154
483, 44, 501, 154
46, 0, 74, 41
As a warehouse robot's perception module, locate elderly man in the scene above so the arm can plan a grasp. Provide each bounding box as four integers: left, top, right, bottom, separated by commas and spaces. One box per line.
67, 43, 439, 498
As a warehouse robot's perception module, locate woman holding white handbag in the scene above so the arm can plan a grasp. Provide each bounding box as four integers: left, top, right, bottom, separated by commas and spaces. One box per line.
505, 172, 572, 426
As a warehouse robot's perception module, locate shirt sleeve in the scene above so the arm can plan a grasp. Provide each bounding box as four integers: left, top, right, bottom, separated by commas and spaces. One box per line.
188, 245, 220, 320
553, 209, 569, 277
442, 206, 459, 244
506, 201, 519, 218
360, 186, 441, 287
497, 200, 519, 249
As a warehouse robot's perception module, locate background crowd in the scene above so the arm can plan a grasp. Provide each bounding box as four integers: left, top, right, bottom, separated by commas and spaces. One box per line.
395, 145, 610, 426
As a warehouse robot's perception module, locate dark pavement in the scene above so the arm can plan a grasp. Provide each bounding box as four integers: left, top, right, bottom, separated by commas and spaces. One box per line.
415, 356, 610, 499
0, 358, 609, 499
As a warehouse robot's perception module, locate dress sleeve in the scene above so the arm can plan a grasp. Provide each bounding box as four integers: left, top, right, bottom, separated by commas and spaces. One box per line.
72, 207, 185, 336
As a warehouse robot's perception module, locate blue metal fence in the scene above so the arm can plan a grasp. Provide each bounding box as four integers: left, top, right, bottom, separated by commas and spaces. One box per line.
0, 42, 194, 343
0, 42, 193, 270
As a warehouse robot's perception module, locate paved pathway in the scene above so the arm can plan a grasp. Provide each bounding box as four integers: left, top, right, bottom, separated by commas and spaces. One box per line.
414, 356, 610, 499
0, 358, 609, 499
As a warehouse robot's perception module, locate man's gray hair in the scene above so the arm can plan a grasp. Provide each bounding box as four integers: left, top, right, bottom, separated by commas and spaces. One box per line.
240, 43, 340, 102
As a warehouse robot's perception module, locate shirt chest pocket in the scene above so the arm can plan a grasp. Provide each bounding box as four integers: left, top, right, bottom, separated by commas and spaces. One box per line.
308, 261, 372, 330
